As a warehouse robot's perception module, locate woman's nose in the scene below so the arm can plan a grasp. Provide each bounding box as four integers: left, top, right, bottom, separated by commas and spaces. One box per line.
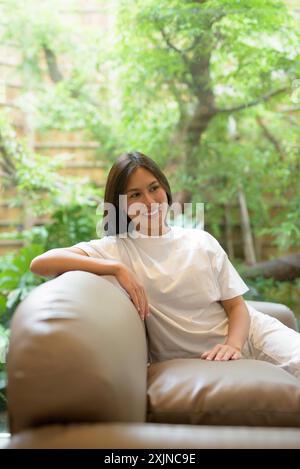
142, 191, 156, 206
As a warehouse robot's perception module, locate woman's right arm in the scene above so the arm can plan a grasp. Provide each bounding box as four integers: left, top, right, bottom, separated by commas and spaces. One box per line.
30, 247, 150, 319
30, 247, 121, 278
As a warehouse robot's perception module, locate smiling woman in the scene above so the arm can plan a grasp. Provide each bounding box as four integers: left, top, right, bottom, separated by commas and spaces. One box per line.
124, 167, 170, 237
102, 151, 173, 238
29, 151, 300, 379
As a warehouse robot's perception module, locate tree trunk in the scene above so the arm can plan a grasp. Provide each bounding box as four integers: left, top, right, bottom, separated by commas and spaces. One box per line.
244, 252, 300, 281
184, 99, 215, 179
254, 234, 263, 263
237, 185, 257, 265
179, 34, 217, 201
224, 203, 235, 259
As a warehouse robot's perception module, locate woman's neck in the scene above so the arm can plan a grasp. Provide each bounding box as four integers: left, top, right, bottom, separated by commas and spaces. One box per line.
134, 222, 171, 238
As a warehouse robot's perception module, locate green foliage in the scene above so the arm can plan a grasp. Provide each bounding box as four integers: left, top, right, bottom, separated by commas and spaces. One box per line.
0, 112, 69, 211
113, 0, 300, 248
1, 0, 298, 250
0, 368, 7, 411
0, 200, 101, 324
0, 0, 119, 154
244, 276, 300, 327
115, 0, 296, 114
0, 245, 45, 328
0, 325, 9, 410
0, 113, 103, 340
45, 203, 100, 250
0, 112, 103, 218
0, 0, 298, 296
0, 0, 79, 84
0, 115, 102, 326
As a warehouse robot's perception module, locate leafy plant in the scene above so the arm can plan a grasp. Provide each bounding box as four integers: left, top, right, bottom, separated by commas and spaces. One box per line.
0, 326, 9, 411
45, 203, 100, 250
0, 196, 102, 326
0, 244, 46, 328
244, 276, 300, 328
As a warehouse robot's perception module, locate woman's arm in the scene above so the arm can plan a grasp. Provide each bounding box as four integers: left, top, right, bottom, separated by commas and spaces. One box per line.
30, 247, 122, 278
30, 247, 150, 320
222, 295, 250, 352
201, 295, 250, 361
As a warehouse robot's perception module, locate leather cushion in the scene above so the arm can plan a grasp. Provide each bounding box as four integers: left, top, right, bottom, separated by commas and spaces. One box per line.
147, 358, 300, 426
7, 272, 148, 433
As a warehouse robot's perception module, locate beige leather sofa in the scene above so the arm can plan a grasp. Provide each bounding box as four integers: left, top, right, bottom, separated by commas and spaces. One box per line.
5, 271, 300, 448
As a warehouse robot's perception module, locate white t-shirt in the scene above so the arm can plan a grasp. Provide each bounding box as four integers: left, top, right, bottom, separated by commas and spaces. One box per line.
74, 226, 249, 363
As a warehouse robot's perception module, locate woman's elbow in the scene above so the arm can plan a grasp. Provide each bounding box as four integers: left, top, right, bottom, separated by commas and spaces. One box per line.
30, 249, 66, 276
30, 250, 56, 275
30, 255, 45, 275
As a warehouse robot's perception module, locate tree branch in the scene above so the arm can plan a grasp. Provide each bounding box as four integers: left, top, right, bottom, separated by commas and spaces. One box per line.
278, 105, 300, 113
218, 87, 288, 113
256, 116, 285, 161
0, 134, 17, 183
159, 27, 200, 92
43, 46, 64, 83
244, 252, 300, 281
42, 45, 83, 100
160, 28, 188, 63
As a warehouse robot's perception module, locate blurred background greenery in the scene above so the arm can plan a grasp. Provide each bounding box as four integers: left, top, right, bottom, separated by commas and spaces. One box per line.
0, 0, 300, 417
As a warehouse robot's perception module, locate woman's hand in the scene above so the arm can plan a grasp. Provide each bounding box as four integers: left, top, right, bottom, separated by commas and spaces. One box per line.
201, 343, 241, 361
115, 264, 150, 320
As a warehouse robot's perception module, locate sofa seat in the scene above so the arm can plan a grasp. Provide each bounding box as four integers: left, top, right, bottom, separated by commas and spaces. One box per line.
147, 358, 300, 426
6, 423, 300, 449
5, 272, 300, 449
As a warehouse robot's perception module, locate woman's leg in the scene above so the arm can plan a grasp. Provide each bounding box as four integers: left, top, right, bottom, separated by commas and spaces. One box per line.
247, 305, 300, 379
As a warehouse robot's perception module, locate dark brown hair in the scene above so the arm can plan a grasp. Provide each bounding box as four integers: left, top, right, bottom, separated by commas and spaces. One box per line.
103, 151, 172, 236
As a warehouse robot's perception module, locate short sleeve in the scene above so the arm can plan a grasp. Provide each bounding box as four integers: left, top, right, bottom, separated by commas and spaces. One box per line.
72, 237, 121, 261
204, 232, 249, 301
72, 238, 131, 298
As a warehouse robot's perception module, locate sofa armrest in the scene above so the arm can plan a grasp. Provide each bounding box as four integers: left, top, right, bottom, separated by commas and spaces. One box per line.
246, 300, 298, 331
7, 271, 148, 434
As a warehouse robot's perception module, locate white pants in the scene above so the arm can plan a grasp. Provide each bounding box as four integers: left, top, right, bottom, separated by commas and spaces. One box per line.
243, 305, 300, 379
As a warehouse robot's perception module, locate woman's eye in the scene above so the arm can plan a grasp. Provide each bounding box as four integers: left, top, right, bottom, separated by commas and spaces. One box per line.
129, 185, 159, 198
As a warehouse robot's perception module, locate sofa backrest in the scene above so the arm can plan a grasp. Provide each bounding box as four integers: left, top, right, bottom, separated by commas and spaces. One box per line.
246, 300, 298, 331
7, 271, 148, 434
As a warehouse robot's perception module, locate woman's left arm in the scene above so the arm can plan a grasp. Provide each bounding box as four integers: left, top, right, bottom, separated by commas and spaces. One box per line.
222, 295, 250, 352
201, 296, 250, 361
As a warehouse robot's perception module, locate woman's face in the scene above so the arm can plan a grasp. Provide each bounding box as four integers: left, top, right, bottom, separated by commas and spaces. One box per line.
123, 167, 169, 236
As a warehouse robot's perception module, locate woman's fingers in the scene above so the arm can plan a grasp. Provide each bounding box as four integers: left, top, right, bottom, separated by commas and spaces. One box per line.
136, 286, 146, 320
201, 344, 241, 361
216, 350, 232, 361
139, 287, 147, 319
130, 290, 142, 318
202, 345, 221, 361
136, 285, 150, 319
145, 296, 150, 317
131, 285, 149, 320
115, 267, 150, 320
141, 287, 150, 317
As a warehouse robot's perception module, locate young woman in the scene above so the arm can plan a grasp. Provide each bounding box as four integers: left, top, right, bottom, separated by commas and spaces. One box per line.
30, 151, 300, 378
